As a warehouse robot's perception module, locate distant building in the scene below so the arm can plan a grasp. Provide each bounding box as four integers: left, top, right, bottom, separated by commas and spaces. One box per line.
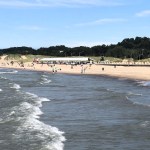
40, 57, 91, 64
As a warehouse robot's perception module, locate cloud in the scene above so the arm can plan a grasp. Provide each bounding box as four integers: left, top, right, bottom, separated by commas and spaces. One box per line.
136, 10, 150, 17
19, 25, 46, 31
0, 0, 124, 8
75, 18, 127, 27
0, 0, 47, 7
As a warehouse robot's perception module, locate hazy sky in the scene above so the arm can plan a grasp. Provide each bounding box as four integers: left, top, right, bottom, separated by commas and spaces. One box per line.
0, 0, 150, 48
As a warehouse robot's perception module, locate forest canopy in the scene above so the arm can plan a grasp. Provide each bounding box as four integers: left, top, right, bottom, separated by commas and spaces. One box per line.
0, 37, 150, 60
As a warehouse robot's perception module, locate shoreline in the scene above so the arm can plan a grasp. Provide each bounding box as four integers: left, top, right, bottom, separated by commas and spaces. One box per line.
0, 60, 150, 81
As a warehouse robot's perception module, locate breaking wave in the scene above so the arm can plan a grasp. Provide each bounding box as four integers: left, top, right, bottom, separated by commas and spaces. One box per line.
10, 83, 21, 90
12, 91, 66, 150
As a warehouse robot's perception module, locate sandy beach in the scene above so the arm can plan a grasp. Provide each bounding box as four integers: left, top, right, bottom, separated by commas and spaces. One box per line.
0, 55, 150, 81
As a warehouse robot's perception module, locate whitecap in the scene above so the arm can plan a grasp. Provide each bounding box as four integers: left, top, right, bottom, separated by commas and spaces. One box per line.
106, 88, 113, 92
133, 102, 150, 107
127, 92, 142, 96
13, 70, 18, 73
41, 77, 52, 84
0, 89, 2, 92
14, 99, 65, 150
26, 92, 38, 98
136, 80, 150, 87
4, 89, 65, 150
25, 92, 50, 107
8, 111, 15, 116
16, 117, 66, 150
42, 75, 48, 78
126, 96, 150, 107
34, 97, 50, 108
140, 121, 150, 127
20, 102, 43, 118
40, 97, 50, 102
10, 83, 21, 90
0, 111, 15, 124
0, 70, 18, 74
142, 81, 150, 87
0, 76, 7, 80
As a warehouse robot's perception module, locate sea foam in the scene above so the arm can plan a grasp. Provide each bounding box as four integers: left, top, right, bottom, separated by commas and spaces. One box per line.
40, 77, 52, 84
140, 121, 150, 127
136, 80, 150, 87
0, 70, 18, 74
10, 83, 21, 90
13, 91, 65, 150
126, 96, 150, 108
25, 92, 51, 107
127, 92, 142, 96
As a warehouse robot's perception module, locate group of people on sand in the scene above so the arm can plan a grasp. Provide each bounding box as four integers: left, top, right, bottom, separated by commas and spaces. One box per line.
0, 57, 108, 75
81, 65, 88, 74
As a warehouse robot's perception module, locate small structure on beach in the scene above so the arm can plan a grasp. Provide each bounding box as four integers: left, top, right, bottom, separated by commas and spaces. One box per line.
40, 57, 91, 64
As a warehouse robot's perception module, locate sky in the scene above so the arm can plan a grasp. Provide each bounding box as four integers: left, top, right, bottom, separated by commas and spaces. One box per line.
0, 0, 150, 48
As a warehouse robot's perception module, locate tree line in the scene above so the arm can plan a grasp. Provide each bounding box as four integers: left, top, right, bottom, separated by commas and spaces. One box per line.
1, 37, 150, 60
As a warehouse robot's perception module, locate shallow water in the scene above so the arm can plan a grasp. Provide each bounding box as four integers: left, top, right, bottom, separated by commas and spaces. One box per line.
0, 68, 150, 150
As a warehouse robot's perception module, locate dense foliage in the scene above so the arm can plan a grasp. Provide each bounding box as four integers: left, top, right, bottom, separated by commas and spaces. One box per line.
1, 37, 150, 60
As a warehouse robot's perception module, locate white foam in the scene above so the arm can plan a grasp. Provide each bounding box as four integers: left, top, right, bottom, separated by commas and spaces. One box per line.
40, 97, 50, 102
11, 83, 21, 90
140, 121, 150, 127
42, 75, 48, 78
25, 92, 50, 107
127, 92, 142, 96
0, 89, 2, 92
137, 80, 150, 87
133, 102, 150, 107
0, 111, 15, 124
17, 116, 66, 150
126, 96, 150, 107
14, 98, 65, 150
20, 102, 43, 118
0, 70, 18, 74
41, 77, 52, 84
26, 92, 38, 98
13, 70, 18, 73
106, 88, 112, 91
8, 111, 15, 116
0, 76, 7, 80
11, 90, 65, 150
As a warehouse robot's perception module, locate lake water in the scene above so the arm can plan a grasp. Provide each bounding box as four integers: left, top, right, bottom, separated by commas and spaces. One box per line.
0, 68, 150, 150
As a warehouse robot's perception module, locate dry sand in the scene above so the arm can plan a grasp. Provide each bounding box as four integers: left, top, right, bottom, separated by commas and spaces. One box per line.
0, 56, 150, 81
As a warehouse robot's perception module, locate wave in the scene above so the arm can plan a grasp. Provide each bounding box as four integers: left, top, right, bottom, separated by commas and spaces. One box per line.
106, 88, 116, 92
126, 96, 150, 108
136, 80, 150, 87
0, 70, 18, 74
127, 92, 142, 96
0, 76, 7, 80
0, 89, 2, 92
140, 121, 150, 128
25, 92, 51, 107
10, 83, 21, 90
40, 77, 52, 84
42, 75, 49, 78
0, 109, 16, 124
12, 91, 65, 150
25, 92, 38, 98
118, 77, 128, 81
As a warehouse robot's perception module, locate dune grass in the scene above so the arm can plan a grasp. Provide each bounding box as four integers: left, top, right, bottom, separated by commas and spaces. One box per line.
4, 54, 46, 62
3, 54, 150, 63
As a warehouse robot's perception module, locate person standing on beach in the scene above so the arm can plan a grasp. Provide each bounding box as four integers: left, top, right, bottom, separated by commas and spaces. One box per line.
81, 64, 84, 73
